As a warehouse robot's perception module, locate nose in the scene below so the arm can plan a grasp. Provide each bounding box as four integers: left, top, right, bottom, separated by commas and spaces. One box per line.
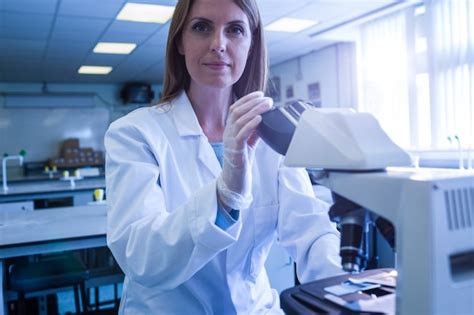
210, 31, 226, 53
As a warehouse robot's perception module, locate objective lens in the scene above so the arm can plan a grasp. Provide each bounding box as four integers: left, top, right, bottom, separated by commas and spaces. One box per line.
340, 223, 366, 273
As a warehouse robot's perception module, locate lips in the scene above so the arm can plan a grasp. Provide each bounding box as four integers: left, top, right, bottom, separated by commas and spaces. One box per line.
203, 61, 231, 67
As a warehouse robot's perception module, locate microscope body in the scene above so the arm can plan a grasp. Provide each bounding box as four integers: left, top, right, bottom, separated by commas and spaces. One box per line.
258, 103, 474, 314
312, 167, 474, 314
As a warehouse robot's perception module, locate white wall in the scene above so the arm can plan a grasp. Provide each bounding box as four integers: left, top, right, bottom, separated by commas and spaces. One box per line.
269, 42, 357, 108
0, 82, 162, 163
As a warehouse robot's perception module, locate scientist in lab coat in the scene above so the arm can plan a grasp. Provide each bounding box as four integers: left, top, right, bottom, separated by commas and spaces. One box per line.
105, 0, 342, 313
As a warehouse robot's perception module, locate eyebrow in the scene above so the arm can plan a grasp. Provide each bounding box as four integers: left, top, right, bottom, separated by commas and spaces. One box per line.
189, 17, 247, 26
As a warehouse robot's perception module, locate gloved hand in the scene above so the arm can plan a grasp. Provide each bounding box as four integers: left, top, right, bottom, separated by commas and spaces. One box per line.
217, 91, 273, 210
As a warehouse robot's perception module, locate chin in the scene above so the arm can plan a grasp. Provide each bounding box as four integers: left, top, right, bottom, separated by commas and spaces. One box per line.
198, 77, 238, 89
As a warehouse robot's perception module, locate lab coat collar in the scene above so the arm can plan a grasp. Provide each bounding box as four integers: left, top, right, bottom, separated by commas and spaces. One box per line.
171, 90, 204, 137
171, 90, 222, 178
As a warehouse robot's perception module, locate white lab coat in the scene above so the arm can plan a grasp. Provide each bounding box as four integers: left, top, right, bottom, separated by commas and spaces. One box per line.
105, 91, 342, 314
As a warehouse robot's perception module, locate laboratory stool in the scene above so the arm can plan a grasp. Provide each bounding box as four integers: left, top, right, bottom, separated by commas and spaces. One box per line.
85, 265, 124, 312
9, 255, 89, 315
82, 248, 124, 312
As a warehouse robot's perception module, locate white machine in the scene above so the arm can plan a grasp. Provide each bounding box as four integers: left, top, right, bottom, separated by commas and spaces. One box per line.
258, 102, 474, 314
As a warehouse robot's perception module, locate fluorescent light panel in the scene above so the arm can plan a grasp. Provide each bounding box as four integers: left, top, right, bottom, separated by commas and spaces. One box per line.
265, 17, 318, 33
93, 42, 137, 54
78, 66, 113, 75
116, 3, 175, 23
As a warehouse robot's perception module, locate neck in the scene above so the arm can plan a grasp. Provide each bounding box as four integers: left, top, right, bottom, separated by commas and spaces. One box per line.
187, 83, 233, 142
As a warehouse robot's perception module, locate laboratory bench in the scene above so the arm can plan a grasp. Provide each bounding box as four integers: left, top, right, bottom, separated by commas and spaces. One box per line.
0, 204, 108, 315
0, 174, 301, 313
4, 173, 103, 183
0, 177, 105, 211
0, 177, 104, 197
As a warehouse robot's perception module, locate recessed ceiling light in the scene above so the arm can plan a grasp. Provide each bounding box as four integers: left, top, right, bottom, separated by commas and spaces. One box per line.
93, 42, 137, 54
265, 17, 318, 33
78, 66, 113, 75
116, 3, 175, 23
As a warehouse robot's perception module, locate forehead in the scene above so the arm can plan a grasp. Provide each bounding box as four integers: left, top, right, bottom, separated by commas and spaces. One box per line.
187, 0, 249, 24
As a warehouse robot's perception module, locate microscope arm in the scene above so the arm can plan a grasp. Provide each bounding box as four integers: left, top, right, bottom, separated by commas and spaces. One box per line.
258, 102, 411, 272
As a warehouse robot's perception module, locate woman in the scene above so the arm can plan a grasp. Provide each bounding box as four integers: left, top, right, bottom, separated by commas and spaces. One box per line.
105, 0, 342, 313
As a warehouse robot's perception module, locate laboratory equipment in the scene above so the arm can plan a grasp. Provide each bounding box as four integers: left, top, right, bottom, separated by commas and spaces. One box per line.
258, 102, 474, 314
60, 169, 83, 189
43, 165, 58, 179
2, 151, 26, 193
88, 188, 106, 205
94, 188, 104, 202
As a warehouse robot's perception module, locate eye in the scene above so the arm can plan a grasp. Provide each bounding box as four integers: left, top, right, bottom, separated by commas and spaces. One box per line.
192, 21, 211, 33
227, 24, 245, 36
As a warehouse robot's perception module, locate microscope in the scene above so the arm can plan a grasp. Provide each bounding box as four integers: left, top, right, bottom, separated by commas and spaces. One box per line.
258, 101, 474, 314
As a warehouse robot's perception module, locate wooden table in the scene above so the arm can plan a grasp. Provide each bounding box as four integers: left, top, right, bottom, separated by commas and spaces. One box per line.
0, 204, 107, 315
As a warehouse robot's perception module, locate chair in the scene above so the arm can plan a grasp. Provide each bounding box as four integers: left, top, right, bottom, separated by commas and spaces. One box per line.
82, 248, 124, 312
9, 254, 89, 315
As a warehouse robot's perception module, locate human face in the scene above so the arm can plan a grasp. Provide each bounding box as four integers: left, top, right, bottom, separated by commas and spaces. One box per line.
178, 0, 252, 90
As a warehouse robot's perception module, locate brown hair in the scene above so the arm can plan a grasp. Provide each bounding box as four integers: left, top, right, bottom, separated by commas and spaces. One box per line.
160, 0, 267, 103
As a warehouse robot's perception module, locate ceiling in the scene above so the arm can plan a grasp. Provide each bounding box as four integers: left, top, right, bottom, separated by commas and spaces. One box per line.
0, 0, 401, 84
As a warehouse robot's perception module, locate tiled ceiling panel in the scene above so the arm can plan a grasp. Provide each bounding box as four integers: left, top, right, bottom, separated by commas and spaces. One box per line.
58, 0, 125, 19
258, 0, 312, 23
0, 0, 59, 15
132, 61, 165, 82
0, 0, 404, 84
1, 12, 54, 39
100, 29, 150, 44
144, 23, 170, 47
128, 43, 165, 63
50, 16, 110, 41
0, 38, 47, 57
46, 41, 94, 58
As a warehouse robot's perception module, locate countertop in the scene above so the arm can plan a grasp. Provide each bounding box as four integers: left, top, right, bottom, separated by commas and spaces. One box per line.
0, 204, 106, 246
0, 177, 105, 196
5, 173, 104, 183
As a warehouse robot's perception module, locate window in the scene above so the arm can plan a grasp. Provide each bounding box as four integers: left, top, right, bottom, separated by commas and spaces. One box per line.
357, 0, 474, 153
357, 10, 411, 148
428, 0, 474, 151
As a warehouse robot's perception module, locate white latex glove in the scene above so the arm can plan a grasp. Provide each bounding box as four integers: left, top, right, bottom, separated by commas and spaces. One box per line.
217, 91, 273, 210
